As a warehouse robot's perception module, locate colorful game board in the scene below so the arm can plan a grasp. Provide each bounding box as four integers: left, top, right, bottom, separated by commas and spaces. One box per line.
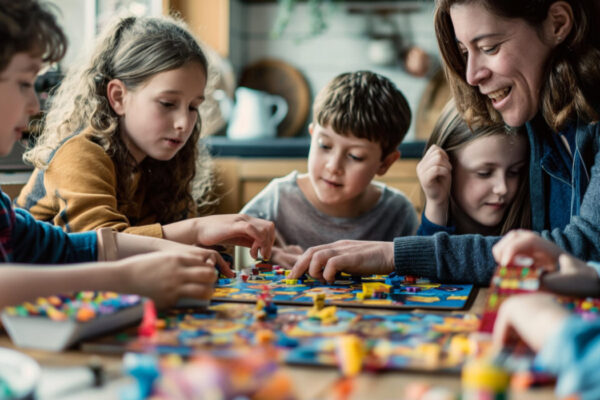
82, 302, 481, 373
214, 269, 475, 310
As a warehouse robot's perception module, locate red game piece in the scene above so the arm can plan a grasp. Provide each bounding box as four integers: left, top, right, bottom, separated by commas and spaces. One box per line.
138, 300, 157, 337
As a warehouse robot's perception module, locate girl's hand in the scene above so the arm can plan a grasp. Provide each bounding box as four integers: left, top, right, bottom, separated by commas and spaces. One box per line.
416, 145, 452, 225
288, 240, 395, 283
163, 214, 275, 260
270, 244, 303, 269
492, 230, 563, 269
119, 249, 221, 309
540, 253, 600, 297
492, 293, 569, 353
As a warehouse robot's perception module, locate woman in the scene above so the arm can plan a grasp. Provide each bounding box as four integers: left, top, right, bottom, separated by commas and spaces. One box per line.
288, 0, 600, 285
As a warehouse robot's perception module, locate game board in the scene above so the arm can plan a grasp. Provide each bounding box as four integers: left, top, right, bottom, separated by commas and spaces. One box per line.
214, 268, 475, 310
82, 302, 481, 374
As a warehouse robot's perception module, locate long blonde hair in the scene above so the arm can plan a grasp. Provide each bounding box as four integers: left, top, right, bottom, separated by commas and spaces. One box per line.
427, 100, 531, 234
24, 15, 216, 222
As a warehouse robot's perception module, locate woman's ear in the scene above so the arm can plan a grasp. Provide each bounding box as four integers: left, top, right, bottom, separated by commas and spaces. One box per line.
545, 1, 574, 45
106, 79, 127, 115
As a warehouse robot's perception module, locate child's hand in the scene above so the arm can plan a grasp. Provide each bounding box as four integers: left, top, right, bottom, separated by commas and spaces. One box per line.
270, 244, 303, 269
492, 293, 569, 353
492, 229, 563, 270
541, 253, 600, 297
288, 240, 395, 283
416, 145, 452, 225
163, 214, 275, 260
118, 249, 220, 309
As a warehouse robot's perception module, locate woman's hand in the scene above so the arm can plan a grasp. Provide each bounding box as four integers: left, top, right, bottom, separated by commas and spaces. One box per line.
163, 214, 275, 259
492, 293, 569, 353
118, 248, 221, 309
288, 240, 395, 283
492, 229, 563, 269
416, 145, 452, 226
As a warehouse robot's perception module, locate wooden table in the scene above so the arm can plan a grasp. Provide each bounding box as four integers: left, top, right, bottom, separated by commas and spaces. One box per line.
0, 288, 557, 400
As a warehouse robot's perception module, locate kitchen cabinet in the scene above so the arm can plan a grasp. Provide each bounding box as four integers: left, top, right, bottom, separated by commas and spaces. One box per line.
164, 0, 230, 57
212, 157, 424, 216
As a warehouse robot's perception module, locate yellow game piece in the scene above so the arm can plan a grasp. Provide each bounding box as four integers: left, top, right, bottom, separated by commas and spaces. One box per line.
284, 278, 298, 285
414, 343, 441, 366
448, 335, 472, 360
46, 306, 68, 321
284, 270, 291, 276
336, 335, 364, 377
462, 358, 510, 397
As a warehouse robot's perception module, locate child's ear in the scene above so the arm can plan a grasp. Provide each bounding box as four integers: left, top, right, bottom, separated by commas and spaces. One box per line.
308, 123, 314, 136
377, 149, 400, 175
106, 79, 127, 115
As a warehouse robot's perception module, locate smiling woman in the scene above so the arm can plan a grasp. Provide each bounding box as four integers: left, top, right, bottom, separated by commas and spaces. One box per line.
285, 0, 600, 288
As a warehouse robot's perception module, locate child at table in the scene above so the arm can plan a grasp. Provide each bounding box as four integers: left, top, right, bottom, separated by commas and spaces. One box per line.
15, 13, 274, 256
0, 0, 273, 309
492, 230, 600, 400
416, 100, 530, 236
241, 71, 418, 268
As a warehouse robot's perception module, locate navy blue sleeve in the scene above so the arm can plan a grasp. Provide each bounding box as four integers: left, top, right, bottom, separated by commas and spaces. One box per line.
416, 212, 456, 236
12, 208, 97, 263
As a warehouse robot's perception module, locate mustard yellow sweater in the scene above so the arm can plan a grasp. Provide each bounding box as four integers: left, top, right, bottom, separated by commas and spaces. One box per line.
16, 131, 164, 237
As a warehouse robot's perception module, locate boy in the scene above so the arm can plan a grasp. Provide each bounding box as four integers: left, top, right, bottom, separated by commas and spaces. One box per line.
0, 0, 273, 309
241, 71, 418, 268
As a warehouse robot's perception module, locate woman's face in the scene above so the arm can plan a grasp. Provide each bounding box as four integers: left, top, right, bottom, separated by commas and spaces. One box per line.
450, 2, 554, 127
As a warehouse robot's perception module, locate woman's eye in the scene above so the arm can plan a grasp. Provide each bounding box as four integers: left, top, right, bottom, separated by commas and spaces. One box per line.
481, 44, 499, 54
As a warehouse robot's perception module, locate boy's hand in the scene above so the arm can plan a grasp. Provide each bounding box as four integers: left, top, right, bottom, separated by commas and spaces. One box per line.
492, 230, 563, 270
120, 249, 221, 309
288, 240, 395, 283
492, 293, 569, 353
417, 145, 452, 226
163, 214, 275, 260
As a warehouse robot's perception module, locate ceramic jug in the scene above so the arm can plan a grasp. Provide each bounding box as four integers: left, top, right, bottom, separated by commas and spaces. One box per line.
220, 87, 288, 140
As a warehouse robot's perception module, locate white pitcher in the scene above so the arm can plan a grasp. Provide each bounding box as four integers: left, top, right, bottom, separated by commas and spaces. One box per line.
222, 87, 288, 140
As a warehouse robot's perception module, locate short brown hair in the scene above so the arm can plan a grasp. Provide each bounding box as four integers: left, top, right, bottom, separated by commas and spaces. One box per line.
0, 0, 67, 72
312, 71, 411, 158
434, 0, 600, 131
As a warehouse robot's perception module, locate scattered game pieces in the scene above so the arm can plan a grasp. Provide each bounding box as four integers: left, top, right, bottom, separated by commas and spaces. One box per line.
1, 292, 143, 351
214, 269, 474, 310
83, 302, 481, 373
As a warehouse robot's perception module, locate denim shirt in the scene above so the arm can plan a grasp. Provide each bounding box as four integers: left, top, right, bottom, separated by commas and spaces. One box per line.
527, 115, 596, 232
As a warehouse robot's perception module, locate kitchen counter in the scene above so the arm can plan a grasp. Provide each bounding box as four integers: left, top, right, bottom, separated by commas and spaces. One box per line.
206, 136, 426, 158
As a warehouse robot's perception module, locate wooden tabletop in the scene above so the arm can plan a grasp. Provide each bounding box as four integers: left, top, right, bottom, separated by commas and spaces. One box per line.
0, 288, 557, 400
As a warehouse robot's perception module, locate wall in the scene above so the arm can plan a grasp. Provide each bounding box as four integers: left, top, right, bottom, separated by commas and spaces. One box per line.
229, 0, 440, 140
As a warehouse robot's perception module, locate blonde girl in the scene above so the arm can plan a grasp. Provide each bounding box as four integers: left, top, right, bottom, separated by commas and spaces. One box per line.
17, 15, 274, 259
416, 100, 530, 236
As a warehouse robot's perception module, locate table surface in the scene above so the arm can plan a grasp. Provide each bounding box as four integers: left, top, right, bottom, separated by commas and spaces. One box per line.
0, 287, 556, 400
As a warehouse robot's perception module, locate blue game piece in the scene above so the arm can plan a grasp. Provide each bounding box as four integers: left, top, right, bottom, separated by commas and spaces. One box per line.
121, 353, 160, 400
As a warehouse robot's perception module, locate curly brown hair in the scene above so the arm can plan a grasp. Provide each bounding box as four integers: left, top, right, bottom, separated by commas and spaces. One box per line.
25, 15, 215, 224
434, 0, 600, 131
312, 71, 411, 159
0, 0, 67, 72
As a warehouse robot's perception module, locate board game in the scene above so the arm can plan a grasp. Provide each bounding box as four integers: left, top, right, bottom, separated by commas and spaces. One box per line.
214, 267, 475, 310
82, 302, 481, 374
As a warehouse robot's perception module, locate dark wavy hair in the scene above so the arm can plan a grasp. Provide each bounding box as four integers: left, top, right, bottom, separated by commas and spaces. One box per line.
26, 15, 214, 224
0, 0, 67, 72
312, 70, 412, 159
434, 0, 600, 131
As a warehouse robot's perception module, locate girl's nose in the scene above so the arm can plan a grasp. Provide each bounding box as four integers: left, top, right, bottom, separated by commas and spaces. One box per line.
492, 175, 508, 196
174, 109, 196, 132
465, 53, 491, 87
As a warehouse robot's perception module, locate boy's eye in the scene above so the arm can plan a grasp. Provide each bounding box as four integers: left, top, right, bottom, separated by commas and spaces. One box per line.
348, 154, 364, 161
318, 142, 331, 150
19, 81, 33, 90
160, 101, 175, 108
